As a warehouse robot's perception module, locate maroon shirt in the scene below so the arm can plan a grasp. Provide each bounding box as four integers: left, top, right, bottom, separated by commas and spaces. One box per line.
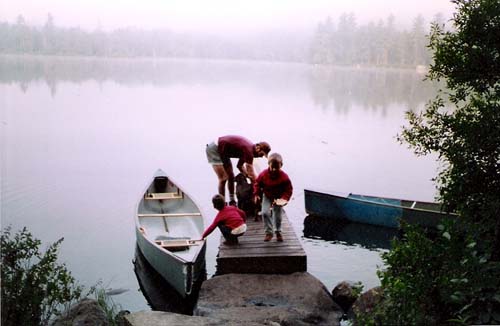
217, 135, 255, 168
201, 206, 246, 239
254, 169, 293, 201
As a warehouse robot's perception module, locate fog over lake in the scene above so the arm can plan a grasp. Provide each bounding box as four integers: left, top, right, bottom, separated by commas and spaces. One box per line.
1, 56, 442, 310
1, 0, 455, 33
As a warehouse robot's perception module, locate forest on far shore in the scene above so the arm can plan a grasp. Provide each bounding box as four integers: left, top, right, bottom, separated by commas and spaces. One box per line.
0, 12, 447, 67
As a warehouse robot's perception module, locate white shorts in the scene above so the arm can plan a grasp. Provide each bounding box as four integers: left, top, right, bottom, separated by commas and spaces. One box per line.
231, 223, 247, 235
206, 141, 223, 165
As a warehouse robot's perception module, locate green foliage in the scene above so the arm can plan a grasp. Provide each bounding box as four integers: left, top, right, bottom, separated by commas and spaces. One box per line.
360, 222, 500, 325
401, 92, 500, 231
358, 0, 500, 324
1, 226, 84, 326
400, 0, 500, 250
428, 0, 500, 98
351, 281, 364, 298
94, 285, 124, 326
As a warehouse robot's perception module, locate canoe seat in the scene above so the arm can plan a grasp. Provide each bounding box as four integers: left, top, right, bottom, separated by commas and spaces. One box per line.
145, 192, 183, 200
155, 239, 202, 252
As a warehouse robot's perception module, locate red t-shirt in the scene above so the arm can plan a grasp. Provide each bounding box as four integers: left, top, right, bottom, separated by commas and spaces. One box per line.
201, 206, 246, 239
217, 135, 255, 168
254, 169, 293, 201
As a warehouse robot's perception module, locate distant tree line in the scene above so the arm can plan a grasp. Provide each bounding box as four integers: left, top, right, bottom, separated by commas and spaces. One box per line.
0, 13, 445, 67
310, 13, 446, 67
0, 14, 308, 62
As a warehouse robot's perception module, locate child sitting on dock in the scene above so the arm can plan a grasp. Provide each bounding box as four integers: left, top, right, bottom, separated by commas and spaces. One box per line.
253, 153, 293, 242
201, 194, 247, 245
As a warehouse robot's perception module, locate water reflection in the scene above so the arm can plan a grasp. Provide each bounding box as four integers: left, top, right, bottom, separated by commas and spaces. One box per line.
309, 66, 441, 114
303, 215, 399, 250
133, 246, 205, 314
1, 55, 440, 113
0, 55, 304, 97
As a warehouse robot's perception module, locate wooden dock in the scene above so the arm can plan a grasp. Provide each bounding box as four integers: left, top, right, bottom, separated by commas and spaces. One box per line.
216, 212, 307, 275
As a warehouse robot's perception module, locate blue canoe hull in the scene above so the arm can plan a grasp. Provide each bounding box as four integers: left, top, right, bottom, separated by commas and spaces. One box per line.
304, 189, 455, 229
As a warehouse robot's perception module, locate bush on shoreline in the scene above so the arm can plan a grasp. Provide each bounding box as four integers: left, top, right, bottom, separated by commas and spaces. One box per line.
1, 226, 123, 326
356, 0, 500, 324
1, 226, 84, 325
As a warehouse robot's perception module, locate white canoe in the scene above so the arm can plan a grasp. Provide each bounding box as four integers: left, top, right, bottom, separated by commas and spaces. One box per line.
135, 169, 206, 297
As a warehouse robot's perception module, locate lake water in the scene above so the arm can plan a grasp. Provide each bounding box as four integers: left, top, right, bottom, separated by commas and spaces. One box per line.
1, 56, 440, 312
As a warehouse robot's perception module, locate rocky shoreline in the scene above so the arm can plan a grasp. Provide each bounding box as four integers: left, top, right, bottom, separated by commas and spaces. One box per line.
54, 272, 381, 326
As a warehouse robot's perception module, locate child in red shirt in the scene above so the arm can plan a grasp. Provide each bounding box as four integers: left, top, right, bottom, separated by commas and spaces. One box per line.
253, 153, 293, 242
201, 194, 247, 245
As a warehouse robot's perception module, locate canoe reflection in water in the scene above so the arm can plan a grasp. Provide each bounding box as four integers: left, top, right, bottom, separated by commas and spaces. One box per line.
133, 245, 206, 315
303, 215, 399, 250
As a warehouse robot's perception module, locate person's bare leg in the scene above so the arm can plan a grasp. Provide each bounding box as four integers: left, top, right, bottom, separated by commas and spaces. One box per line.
212, 165, 228, 197
227, 173, 235, 199
224, 164, 236, 204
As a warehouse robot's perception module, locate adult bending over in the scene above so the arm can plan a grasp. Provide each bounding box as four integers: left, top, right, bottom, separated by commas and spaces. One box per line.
206, 135, 270, 205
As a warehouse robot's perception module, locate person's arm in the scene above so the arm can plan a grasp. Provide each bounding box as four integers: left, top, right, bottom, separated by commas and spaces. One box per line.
274, 178, 293, 207
201, 223, 216, 239
253, 173, 263, 203
236, 158, 246, 175
281, 176, 293, 201
201, 214, 221, 239
238, 147, 256, 180
244, 163, 257, 182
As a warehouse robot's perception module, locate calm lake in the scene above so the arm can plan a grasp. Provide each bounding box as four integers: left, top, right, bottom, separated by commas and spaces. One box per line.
1, 55, 440, 312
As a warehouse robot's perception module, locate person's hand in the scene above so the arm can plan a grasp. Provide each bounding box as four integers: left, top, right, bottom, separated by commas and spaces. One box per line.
274, 198, 288, 207
254, 195, 261, 204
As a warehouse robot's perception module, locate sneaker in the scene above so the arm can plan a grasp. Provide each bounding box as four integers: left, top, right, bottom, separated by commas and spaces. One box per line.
276, 232, 283, 242
229, 200, 237, 207
264, 233, 273, 242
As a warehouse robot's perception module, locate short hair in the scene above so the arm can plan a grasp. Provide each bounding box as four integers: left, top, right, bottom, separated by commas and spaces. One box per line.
258, 141, 271, 156
268, 153, 283, 166
212, 194, 226, 210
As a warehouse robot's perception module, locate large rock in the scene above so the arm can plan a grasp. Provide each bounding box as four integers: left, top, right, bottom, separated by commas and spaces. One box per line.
124, 311, 253, 326
331, 281, 359, 312
194, 272, 342, 325
351, 286, 384, 320
51, 298, 108, 326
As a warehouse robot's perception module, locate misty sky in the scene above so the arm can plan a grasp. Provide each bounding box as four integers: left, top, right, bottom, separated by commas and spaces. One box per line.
1, 0, 456, 33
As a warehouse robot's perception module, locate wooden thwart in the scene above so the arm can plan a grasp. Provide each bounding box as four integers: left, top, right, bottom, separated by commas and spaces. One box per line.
155, 239, 202, 247
145, 192, 183, 200
155, 239, 203, 252
138, 213, 202, 217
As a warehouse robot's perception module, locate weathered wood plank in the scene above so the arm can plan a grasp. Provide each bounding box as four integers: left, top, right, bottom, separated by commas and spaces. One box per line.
216, 211, 307, 274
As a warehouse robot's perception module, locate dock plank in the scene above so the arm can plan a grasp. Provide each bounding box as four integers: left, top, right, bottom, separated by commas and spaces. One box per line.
215, 211, 307, 274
